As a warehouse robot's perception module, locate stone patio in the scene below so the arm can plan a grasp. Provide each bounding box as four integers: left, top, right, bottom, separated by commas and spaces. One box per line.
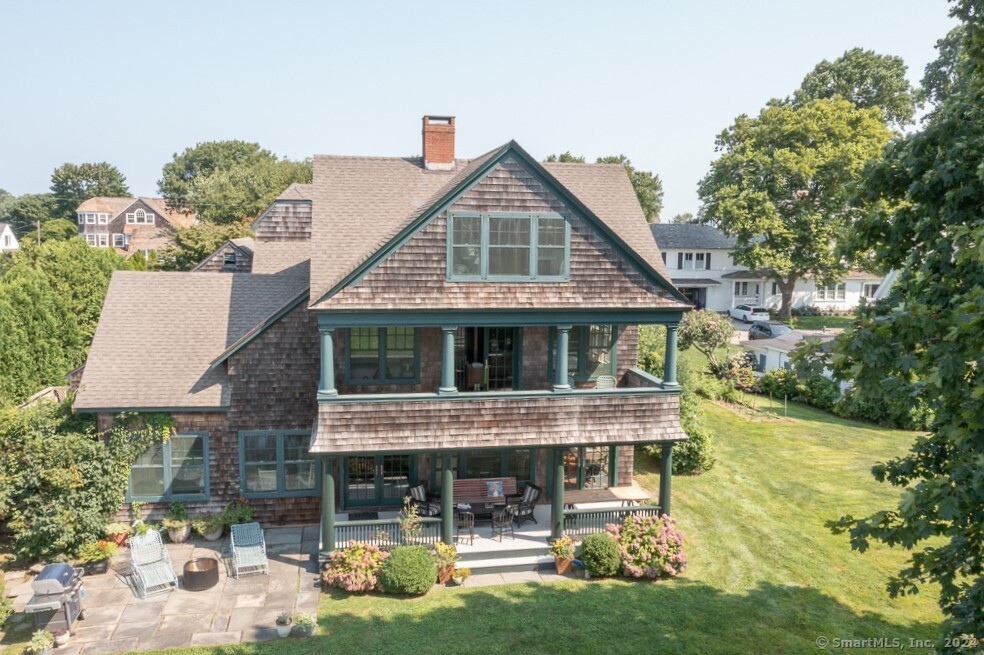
5, 526, 322, 654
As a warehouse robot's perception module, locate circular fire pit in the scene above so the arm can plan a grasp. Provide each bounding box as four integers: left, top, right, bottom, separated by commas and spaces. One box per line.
182, 558, 219, 591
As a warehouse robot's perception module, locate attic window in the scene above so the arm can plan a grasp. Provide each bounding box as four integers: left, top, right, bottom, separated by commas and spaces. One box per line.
223, 251, 237, 270
448, 212, 570, 281
126, 209, 155, 225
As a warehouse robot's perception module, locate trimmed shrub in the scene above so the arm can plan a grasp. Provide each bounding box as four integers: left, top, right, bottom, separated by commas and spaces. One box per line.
579, 532, 621, 577
759, 368, 798, 398
322, 541, 388, 592
378, 545, 437, 595
797, 374, 839, 411
607, 514, 687, 579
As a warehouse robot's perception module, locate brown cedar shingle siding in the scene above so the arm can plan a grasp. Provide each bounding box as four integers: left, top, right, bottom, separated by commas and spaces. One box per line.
311, 393, 685, 454
195, 242, 254, 273
254, 201, 313, 241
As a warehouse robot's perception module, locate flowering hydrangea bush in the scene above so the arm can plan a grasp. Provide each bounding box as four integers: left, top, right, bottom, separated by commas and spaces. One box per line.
322, 541, 389, 592
606, 514, 687, 579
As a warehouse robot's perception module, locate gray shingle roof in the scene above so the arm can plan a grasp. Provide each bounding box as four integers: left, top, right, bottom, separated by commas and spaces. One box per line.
74, 270, 308, 410
650, 223, 737, 250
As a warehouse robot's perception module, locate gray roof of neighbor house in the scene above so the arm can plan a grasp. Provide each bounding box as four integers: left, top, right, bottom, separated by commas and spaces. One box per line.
650, 223, 737, 250
309, 142, 679, 307
73, 270, 308, 411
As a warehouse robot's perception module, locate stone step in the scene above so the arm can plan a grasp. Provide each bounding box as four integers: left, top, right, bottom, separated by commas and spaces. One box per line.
459, 553, 555, 574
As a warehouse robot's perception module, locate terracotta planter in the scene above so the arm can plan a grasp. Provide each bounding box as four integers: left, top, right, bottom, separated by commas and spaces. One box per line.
168, 525, 191, 544
438, 565, 455, 585
555, 557, 573, 575
108, 532, 128, 547
84, 558, 110, 576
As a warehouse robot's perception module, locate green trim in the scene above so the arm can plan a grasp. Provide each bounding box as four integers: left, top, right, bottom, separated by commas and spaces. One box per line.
446, 211, 571, 282
210, 290, 310, 368
341, 454, 418, 508
343, 327, 421, 385
317, 308, 686, 329
514, 327, 524, 390
77, 406, 228, 414
318, 385, 678, 403
428, 447, 536, 489
548, 325, 618, 382
238, 430, 321, 499
313, 140, 689, 306
127, 432, 210, 503
250, 198, 312, 228
610, 445, 619, 488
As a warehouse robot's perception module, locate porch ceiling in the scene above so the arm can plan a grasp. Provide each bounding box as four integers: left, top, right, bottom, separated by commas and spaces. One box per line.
310, 393, 686, 454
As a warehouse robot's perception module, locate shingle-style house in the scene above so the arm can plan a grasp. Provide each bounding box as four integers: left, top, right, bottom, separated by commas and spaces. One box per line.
651, 223, 884, 312
74, 117, 689, 552
75, 197, 196, 260
0, 222, 18, 252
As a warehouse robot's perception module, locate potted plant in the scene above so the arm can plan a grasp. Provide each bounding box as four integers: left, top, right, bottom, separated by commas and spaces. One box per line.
104, 522, 130, 547
223, 498, 253, 525
433, 542, 458, 585
28, 630, 54, 655
293, 612, 316, 637
275, 611, 292, 638
76, 539, 118, 575
192, 513, 225, 541
550, 534, 576, 575
51, 629, 69, 648
451, 566, 471, 586
163, 501, 191, 543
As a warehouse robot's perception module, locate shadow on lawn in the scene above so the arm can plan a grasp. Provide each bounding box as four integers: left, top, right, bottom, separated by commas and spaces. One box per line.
240, 580, 939, 655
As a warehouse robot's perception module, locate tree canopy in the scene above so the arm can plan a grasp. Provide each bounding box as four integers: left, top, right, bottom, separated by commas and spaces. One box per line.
670, 212, 695, 224
677, 309, 734, 369
4, 193, 59, 238
793, 47, 918, 128
542, 152, 664, 222
50, 162, 130, 218
698, 98, 892, 318
829, 0, 984, 642
160, 221, 253, 271
159, 141, 311, 224
544, 152, 586, 163
921, 26, 968, 113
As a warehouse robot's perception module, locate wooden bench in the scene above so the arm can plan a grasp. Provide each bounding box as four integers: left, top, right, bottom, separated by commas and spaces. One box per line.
451, 477, 517, 504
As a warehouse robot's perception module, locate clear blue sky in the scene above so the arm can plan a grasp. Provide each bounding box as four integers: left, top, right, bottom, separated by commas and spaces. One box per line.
0, 1, 957, 219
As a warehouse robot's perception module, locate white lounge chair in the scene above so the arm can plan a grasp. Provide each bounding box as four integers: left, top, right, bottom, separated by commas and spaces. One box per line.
129, 530, 179, 598
230, 522, 269, 578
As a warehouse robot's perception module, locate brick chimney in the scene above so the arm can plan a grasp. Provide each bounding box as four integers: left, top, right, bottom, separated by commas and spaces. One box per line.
422, 115, 455, 171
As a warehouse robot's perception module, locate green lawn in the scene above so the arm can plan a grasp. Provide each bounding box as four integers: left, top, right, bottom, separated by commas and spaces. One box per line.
786, 314, 855, 330
135, 400, 941, 655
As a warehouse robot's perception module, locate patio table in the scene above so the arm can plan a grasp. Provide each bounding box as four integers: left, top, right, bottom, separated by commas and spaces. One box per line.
562, 483, 652, 509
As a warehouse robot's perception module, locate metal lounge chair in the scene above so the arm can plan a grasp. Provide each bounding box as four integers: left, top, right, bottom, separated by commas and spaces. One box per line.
455, 511, 475, 546
490, 504, 516, 541
129, 530, 178, 599
230, 522, 269, 578
510, 483, 542, 527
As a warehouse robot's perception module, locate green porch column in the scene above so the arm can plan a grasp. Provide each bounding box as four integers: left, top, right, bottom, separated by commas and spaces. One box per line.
441, 468, 454, 544
320, 457, 336, 556
659, 443, 673, 517
663, 323, 679, 388
551, 452, 565, 540
438, 326, 458, 395
552, 325, 572, 392
319, 328, 337, 396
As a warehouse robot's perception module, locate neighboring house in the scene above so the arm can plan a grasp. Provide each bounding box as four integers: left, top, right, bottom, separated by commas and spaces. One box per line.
651, 224, 883, 312
0, 222, 18, 251
17, 386, 70, 409
193, 238, 256, 273
75, 197, 196, 260
73, 116, 689, 541
742, 330, 849, 392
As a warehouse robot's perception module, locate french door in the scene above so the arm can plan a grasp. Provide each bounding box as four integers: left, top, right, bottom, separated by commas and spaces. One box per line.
454, 327, 521, 391
344, 455, 413, 507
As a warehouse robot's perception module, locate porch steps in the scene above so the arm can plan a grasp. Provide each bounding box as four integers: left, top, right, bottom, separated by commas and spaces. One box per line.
458, 552, 554, 574
456, 536, 554, 574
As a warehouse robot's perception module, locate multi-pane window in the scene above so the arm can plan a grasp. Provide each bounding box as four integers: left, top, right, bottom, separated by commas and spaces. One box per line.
346, 327, 417, 383
449, 212, 569, 280
97, 213, 108, 225
438, 448, 534, 489
130, 433, 208, 501
97, 234, 109, 248
678, 251, 711, 270
84, 234, 98, 246
126, 209, 155, 225
862, 283, 879, 299
816, 283, 846, 301
552, 325, 617, 381
240, 431, 318, 497
734, 281, 759, 296
113, 234, 126, 248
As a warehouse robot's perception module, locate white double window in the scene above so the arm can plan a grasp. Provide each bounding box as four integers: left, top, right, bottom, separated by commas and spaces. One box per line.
816, 283, 846, 301
126, 209, 155, 225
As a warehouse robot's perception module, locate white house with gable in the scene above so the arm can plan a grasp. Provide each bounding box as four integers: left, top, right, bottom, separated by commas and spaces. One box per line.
0, 223, 18, 252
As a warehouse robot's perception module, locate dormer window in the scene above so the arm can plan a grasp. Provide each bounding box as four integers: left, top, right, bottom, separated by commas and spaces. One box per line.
448, 212, 569, 281
223, 251, 237, 270
126, 209, 155, 225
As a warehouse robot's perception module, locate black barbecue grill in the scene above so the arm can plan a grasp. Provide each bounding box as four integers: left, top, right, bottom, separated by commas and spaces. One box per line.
24, 564, 86, 634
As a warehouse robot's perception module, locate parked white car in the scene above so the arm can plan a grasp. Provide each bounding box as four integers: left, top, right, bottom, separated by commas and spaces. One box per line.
728, 304, 770, 323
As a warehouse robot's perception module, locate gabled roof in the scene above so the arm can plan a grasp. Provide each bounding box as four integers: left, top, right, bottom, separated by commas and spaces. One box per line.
650, 223, 738, 250
74, 270, 308, 411
0, 222, 12, 233
309, 141, 685, 307
75, 197, 196, 228
190, 237, 255, 272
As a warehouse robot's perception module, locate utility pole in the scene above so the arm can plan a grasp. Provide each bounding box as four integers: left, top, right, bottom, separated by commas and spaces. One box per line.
36, 220, 41, 245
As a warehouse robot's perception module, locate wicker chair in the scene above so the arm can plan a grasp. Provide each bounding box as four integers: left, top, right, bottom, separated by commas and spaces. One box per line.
129, 530, 178, 599
510, 483, 542, 527
490, 504, 516, 541
230, 522, 269, 578
455, 511, 475, 546
405, 482, 441, 517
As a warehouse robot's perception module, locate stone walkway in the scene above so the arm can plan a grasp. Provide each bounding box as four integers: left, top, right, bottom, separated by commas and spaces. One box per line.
5, 526, 321, 654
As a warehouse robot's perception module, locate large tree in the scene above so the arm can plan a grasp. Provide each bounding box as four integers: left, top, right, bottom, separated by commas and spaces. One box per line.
543, 153, 664, 222
5, 193, 60, 239
921, 26, 968, 113
159, 221, 253, 272
159, 141, 311, 224
829, 2, 984, 643
793, 47, 918, 128
50, 162, 130, 218
697, 98, 892, 319
670, 212, 695, 224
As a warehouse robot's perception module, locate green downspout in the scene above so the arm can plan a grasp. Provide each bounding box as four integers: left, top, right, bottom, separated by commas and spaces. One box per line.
441, 467, 453, 544
659, 443, 673, 516
551, 452, 565, 540
321, 458, 335, 556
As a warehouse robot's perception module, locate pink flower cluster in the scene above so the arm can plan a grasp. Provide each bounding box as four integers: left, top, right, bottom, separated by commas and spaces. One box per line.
322, 541, 389, 592
605, 514, 687, 579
